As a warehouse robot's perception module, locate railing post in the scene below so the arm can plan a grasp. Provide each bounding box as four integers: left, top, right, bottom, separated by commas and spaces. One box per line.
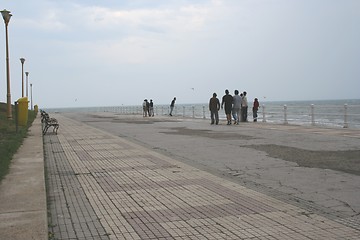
202, 105, 206, 119
283, 105, 288, 124
311, 104, 315, 126
262, 104, 266, 122
344, 104, 349, 128
192, 106, 195, 118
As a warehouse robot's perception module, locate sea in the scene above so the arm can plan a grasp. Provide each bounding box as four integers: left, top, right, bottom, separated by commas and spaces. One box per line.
46, 99, 360, 129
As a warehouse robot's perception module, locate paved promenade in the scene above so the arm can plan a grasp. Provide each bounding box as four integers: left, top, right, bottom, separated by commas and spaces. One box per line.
44, 113, 360, 239
0, 115, 47, 240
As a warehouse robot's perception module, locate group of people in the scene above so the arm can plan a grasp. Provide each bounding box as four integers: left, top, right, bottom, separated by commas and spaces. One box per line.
209, 89, 259, 125
142, 97, 177, 117
142, 99, 154, 117
142, 93, 260, 124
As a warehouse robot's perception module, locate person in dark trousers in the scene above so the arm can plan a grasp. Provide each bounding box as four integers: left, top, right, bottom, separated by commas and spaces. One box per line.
241, 91, 248, 122
221, 89, 233, 125
149, 99, 154, 117
239, 93, 244, 122
209, 93, 220, 125
253, 98, 260, 122
146, 99, 150, 116
169, 97, 176, 116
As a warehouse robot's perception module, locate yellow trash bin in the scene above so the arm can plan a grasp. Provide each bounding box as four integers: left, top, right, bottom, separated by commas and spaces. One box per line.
17, 97, 29, 126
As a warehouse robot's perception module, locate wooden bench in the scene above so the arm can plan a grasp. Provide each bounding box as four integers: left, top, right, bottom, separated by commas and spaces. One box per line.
41, 110, 59, 135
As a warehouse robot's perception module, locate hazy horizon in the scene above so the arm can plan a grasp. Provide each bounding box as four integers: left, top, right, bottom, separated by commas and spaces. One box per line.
34, 98, 359, 109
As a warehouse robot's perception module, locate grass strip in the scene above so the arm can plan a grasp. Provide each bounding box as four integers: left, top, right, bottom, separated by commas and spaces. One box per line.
0, 102, 36, 182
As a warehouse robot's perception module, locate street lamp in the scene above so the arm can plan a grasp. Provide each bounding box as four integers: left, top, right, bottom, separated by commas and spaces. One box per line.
20, 57, 25, 97
30, 83, 33, 110
1, 9, 12, 119
25, 71, 29, 97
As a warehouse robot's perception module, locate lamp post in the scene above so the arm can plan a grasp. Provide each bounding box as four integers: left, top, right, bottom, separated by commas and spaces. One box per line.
1, 9, 12, 119
20, 57, 25, 97
30, 83, 33, 110
25, 71, 29, 97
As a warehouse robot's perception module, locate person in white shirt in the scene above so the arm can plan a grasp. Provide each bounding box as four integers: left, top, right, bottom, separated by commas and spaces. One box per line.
143, 99, 148, 117
241, 91, 248, 122
232, 90, 242, 124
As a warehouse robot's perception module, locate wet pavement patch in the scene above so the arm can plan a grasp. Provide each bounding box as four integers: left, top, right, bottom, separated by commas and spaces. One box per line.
244, 144, 360, 176
162, 127, 255, 140
112, 118, 181, 124
85, 114, 180, 124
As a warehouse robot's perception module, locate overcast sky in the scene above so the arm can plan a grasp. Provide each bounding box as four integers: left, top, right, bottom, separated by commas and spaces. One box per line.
1, 0, 359, 108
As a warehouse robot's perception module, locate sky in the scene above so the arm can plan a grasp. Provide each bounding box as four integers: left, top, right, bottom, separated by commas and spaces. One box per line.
0, 0, 359, 108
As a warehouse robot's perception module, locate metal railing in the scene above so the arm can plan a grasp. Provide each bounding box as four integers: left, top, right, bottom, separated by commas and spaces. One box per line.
103, 104, 360, 129
260, 104, 360, 129
46, 103, 360, 129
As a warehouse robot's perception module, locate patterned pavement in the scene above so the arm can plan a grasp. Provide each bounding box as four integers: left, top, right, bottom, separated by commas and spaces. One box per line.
45, 115, 360, 239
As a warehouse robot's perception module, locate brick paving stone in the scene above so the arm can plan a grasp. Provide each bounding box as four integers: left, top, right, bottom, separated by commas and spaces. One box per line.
44, 115, 360, 239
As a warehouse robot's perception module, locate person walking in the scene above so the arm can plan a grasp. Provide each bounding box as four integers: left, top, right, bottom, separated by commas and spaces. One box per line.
169, 97, 176, 116
232, 90, 242, 124
253, 98, 260, 122
221, 89, 233, 125
241, 91, 248, 122
209, 93, 220, 125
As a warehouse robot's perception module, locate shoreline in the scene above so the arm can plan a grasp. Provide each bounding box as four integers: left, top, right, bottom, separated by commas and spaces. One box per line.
44, 99, 360, 129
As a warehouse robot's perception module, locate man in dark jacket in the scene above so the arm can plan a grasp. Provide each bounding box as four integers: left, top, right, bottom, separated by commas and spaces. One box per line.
169, 97, 176, 116
221, 89, 233, 125
209, 93, 220, 125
